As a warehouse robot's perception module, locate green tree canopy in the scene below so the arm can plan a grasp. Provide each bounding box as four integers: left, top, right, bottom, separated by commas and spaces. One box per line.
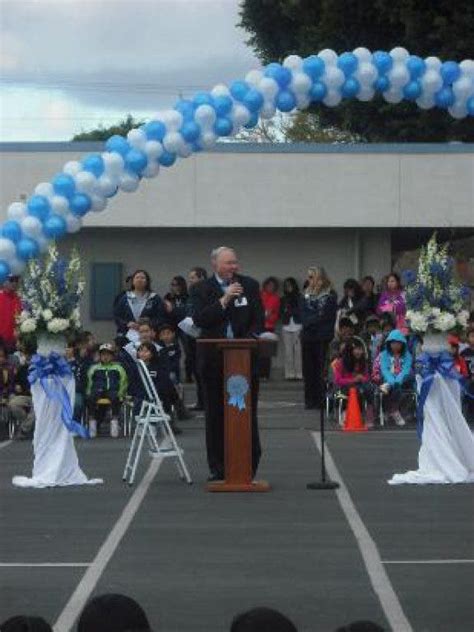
71, 114, 144, 141
239, 0, 474, 141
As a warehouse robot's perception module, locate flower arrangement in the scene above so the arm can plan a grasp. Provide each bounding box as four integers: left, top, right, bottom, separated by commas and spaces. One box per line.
17, 243, 84, 336
403, 234, 470, 334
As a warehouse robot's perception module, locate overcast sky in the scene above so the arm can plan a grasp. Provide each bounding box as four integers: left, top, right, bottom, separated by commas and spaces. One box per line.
0, 0, 260, 141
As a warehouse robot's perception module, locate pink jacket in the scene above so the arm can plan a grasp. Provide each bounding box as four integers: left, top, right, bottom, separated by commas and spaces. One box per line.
333, 358, 369, 387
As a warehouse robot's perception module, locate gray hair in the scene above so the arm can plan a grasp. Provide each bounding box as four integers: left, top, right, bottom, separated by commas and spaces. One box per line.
210, 246, 235, 261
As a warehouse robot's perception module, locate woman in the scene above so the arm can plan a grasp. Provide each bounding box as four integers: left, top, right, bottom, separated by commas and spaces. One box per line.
359, 275, 379, 319
280, 277, 303, 380
259, 277, 281, 379
337, 278, 363, 329
377, 272, 406, 330
299, 266, 338, 409
164, 275, 194, 382
113, 269, 167, 342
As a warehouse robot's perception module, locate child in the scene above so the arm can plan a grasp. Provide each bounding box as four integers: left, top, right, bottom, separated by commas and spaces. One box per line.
0, 345, 16, 404
461, 328, 474, 421
362, 315, 382, 369
333, 338, 374, 425
86, 343, 128, 438
157, 324, 181, 385
329, 317, 356, 361
379, 330, 413, 426
8, 338, 37, 438
448, 334, 468, 377
65, 338, 85, 421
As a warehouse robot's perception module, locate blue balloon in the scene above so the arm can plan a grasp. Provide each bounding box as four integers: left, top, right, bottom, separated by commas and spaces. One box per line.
53, 173, 76, 199
338, 52, 358, 77
230, 80, 250, 101
27, 195, 50, 222
264, 63, 292, 88
144, 120, 166, 141
214, 95, 233, 117
309, 82, 327, 102
341, 78, 360, 98
175, 99, 195, 120
0, 260, 10, 284
373, 51, 393, 74
244, 112, 259, 129
243, 88, 264, 113
303, 55, 325, 80
214, 117, 233, 137
17, 237, 39, 261
435, 86, 455, 108
105, 135, 130, 156
191, 141, 203, 153
1, 220, 22, 243
70, 193, 92, 217
407, 55, 426, 79
374, 76, 390, 92
159, 151, 177, 167
441, 61, 461, 85
82, 154, 104, 177
276, 90, 296, 112
124, 149, 148, 175
43, 214, 67, 239
193, 91, 214, 107
403, 80, 422, 101
467, 96, 474, 116
181, 121, 201, 143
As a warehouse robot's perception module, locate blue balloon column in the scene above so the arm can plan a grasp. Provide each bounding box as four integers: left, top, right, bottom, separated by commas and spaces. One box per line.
0, 46, 473, 282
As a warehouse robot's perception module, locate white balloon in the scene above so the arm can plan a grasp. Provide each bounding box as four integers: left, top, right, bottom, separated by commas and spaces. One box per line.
176, 143, 192, 159
211, 83, 231, 98
460, 59, 474, 78
323, 66, 345, 89
448, 103, 468, 119
65, 214, 82, 233
295, 94, 311, 110
200, 131, 217, 149
63, 160, 82, 176
9, 257, 25, 275
356, 87, 375, 102
51, 195, 70, 216
127, 128, 147, 149
144, 140, 163, 159
390, 47, 409, 62
383, 88, 403, 104
453, 76, 473, 100
119, 173, 139, 193
318, 49, 338, 66
37, 235, 50, 254
353, 47, 372, 62
258, 77, 279, 99
290, 71, 312, 95
7, 202, 27, 221
416, 94, 435, 110
260, 101, 277, 119
163, 132, 184, 154
231, 104, 251, 126
96, 175, 117, 197
283, 55, 303, 70
160, 110, 183, 131
74, 171, 97, 194
421, 69, 443, 93
90, 194, 108, 213
425, 56, 441, 71
142, 162, 160, 178
102, 151, 125, 177
356, 62, 377, 85
20, 216, 43, 239
0, 237, 16, 261
245, 69, 263, 86
34, 182, 54, 198
323, 89, 342, 107
194, 104, 216, 128
388, 63, 410, 88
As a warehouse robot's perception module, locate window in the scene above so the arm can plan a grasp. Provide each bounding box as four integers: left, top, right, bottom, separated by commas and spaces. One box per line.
90, 262, 123, 320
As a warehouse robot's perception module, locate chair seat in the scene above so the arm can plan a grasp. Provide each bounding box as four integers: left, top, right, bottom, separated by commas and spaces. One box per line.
97, 398, 112, 405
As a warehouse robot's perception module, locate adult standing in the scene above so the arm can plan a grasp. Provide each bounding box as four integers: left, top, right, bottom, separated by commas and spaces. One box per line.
164, 275, 193, 382
113, 269, 167, 342
358, 275, 379, 321
191, 247, 264, 481
280, 277, 303, 380
300, 266, 337, 409
186, 266, 208, 410
377, 272, 406, 330
0, 275, 22, 353
259, 277, 280, 380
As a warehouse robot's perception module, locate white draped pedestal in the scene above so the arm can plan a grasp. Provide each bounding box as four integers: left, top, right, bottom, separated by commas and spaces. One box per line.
388, 373, 474, 485
12, 375, 103, 489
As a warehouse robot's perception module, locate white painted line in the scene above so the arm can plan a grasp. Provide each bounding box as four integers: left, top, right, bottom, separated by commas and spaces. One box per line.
0, 440, 12, 450
383, 560, 474, 565
53, 457, 163, 632
311, 432, 413, 632
0, 563, 90, 567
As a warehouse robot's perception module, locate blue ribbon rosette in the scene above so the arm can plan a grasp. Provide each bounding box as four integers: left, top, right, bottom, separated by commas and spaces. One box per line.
226, 375, 249, 412
29, 352, 89, 439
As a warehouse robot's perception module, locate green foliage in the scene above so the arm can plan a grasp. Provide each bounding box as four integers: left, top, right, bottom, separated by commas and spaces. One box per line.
71, 114, 145, 141
239, 0, 474, 142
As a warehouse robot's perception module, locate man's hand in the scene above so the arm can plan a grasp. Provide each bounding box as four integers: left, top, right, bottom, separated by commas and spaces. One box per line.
220, 282, 243, 308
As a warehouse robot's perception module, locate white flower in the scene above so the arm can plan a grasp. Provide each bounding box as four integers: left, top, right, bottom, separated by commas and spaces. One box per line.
407, 311, 429, 332
42, 309, 53, 321
433, 311, 456, 332
457, 310, 470, 328
20, 318, 37, 333
19, 310, 30, 322
431, 307, 441, 317
47, 318, 70, 333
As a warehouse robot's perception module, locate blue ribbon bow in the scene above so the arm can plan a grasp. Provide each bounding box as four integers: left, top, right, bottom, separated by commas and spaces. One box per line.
416, 351, 471, 440
226, 374, 249, 412
29, 352, 89, 439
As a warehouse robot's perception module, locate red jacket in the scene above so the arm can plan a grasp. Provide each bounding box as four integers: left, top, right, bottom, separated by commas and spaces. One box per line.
0, 290, 21, 346
260, 290, 280, 332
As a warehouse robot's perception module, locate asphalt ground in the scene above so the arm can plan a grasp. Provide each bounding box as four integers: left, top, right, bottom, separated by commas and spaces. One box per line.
0, 381, 473, 632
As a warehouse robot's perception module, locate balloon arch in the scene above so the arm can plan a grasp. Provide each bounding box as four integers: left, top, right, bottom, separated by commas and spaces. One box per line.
1, 47, 473, 282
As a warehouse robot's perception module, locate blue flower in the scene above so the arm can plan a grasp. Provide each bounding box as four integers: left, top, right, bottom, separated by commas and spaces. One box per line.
402, 269, 416, 285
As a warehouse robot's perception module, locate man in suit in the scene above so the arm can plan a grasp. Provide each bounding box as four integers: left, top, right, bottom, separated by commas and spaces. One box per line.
191, 247, 264, 482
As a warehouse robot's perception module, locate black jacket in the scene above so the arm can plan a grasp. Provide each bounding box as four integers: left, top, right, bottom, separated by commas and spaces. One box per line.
280, 293, 302, 325
299, 290, 337, 341
113, 292, 168, 334
190, 274, 264, 339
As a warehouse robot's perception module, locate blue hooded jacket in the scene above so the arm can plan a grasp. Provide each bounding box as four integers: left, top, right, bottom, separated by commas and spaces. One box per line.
380, 329, 413, 386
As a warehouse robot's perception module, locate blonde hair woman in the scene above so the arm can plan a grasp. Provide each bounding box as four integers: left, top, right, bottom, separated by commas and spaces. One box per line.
299, 266, 337, 409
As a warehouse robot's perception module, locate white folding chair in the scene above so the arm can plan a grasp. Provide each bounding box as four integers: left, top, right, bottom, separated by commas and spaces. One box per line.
122, 360, 192, 486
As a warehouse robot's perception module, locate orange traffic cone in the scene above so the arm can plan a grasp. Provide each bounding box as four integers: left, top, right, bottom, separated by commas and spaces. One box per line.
344, 386, 368, 432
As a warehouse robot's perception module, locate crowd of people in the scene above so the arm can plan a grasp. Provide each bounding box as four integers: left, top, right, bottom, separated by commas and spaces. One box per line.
1, 264, 474, 440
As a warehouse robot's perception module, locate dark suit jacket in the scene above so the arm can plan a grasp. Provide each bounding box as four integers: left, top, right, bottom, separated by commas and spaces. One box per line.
191, 274, 264, 340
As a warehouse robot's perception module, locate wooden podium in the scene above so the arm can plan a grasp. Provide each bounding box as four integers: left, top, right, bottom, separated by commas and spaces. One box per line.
198, 338, 270, 493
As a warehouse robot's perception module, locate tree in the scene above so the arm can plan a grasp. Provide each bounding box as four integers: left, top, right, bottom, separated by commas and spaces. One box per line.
71, 114, 144, 141
239, 0, 474, 142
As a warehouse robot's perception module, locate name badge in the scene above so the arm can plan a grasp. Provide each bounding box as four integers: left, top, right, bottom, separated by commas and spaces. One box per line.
234, 296, 248, 307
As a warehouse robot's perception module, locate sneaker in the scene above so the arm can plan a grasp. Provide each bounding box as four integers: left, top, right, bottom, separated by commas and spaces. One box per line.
110, 418, 120, 438
393, 412, 406, 427
88, 418, 97, 438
